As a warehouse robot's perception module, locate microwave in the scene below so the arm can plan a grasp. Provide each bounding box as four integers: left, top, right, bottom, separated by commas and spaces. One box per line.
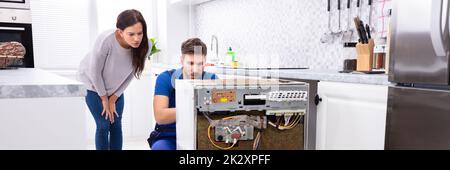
0, 0, 29, 10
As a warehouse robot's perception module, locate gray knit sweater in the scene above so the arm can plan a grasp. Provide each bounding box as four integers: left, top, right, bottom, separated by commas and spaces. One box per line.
77, 30, 134, 97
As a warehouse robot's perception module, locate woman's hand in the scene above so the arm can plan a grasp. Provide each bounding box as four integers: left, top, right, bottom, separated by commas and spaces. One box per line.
100, 96, 111, 121
108, 95, 119, 123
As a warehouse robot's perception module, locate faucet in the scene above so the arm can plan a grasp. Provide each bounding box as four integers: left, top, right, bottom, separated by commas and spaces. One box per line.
211, 35, 219, 65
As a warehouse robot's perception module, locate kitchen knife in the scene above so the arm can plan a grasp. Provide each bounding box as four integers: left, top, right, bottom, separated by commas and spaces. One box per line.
359, 20, 368, 43
365, 24, 372, 39
354, 17, 363, 43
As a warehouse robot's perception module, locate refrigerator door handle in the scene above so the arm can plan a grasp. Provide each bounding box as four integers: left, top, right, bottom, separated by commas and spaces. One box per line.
445, 0, 450, 48
431, 0, 447, 57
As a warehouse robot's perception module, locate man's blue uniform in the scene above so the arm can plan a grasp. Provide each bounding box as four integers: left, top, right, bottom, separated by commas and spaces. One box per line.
148, 68, 218, 150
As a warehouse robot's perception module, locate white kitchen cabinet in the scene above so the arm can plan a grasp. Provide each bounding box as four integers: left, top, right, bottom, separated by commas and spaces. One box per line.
123, 72, 154, 138
316, 81, 388, 150
50, 69, 155, 146
0, 97, 86, 150
0, 69, 87, 150
47, 70, 97, 142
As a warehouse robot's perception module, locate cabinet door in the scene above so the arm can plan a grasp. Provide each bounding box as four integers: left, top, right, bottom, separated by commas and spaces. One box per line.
316, 81, 388, 150
128, 73, 154, 137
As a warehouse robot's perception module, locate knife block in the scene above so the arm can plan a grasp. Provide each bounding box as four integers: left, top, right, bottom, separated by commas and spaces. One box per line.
356, 39, 375, 72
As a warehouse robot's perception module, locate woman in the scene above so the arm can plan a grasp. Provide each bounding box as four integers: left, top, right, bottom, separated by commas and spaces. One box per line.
78, 9, 150, 150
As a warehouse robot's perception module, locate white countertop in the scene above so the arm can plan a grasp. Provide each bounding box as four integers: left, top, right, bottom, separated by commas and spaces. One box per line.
0, 68, 86, 98
210, 67, 391, 85
0, 68, 82, 85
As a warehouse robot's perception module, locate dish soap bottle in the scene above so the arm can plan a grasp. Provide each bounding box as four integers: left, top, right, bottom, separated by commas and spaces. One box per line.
227, 47, 238, 69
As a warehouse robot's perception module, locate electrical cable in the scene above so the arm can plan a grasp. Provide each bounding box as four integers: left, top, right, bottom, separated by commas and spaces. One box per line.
208, 125, 237, 150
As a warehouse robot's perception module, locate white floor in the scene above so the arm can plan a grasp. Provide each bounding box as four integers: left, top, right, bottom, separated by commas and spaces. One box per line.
87, 136, 150, 150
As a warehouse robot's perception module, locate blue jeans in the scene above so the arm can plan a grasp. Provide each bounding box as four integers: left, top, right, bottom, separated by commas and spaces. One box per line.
85, 90, 124, 150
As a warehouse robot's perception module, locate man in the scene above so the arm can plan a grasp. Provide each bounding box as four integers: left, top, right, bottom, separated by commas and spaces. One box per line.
148, 38, 218, 150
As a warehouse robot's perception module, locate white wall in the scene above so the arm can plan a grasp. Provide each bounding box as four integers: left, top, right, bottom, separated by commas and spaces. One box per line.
96, 0, 154, 36
31, 0, 155, 70
193, 0, 393, 70
153, 0, 194, 64
31, 0, 93, 70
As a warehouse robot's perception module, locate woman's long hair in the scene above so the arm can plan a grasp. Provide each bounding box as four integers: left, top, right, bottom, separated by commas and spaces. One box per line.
116, 9, 149, 79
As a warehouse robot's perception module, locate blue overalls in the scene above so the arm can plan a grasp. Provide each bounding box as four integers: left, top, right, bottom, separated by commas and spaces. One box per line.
148, 68, 218, 150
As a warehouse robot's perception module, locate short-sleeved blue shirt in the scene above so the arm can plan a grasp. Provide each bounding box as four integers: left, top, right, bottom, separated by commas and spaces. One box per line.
154, 68, 218, 128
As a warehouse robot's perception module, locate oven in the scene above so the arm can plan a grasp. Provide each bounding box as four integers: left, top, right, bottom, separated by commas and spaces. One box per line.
0, 8, 33, 68
0, 0, 29, 10
0, 22, 33, 68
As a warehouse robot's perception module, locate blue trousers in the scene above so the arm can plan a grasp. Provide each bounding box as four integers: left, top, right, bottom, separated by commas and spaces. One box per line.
151, 138, 176, 150
85, 90, 124, 150
149, 124, 176, 150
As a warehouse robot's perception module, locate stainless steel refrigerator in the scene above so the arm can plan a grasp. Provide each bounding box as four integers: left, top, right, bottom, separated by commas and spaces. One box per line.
385, 0, 450, 149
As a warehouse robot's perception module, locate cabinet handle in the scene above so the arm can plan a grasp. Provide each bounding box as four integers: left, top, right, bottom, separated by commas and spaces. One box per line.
314, 94, 322, 106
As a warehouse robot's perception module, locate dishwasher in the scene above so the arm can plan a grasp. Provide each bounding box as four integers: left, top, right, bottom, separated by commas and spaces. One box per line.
175, 78, 316, 150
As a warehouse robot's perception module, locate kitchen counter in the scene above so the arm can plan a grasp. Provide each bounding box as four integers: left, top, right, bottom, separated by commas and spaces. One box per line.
149, 63, 391, 86
0, 68, 87, 149
208, 67, 391, 85
0, 68, 86, 99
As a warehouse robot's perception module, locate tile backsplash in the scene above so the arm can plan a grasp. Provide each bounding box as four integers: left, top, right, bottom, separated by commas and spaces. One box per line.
194, 0, 391, 70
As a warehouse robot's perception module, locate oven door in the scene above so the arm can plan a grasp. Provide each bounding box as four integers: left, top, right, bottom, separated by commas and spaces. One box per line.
0, 22, 34, 68
0, 0, 29, 10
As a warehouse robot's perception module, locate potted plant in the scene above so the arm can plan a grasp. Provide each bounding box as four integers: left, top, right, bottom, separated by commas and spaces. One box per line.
148, 38, 161, 60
